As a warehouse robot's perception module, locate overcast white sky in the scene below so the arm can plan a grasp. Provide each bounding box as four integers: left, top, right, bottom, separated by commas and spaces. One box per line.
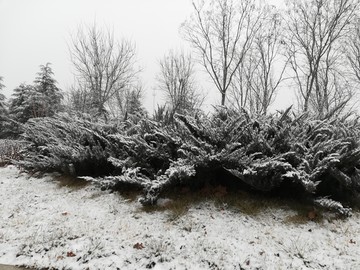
0, 0, 289, 113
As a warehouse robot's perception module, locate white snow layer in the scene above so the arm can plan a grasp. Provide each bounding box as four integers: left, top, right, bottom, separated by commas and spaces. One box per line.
0, 165, 359, 269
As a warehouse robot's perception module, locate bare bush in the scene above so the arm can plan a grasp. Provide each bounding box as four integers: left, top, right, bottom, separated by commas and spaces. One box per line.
0, 140, 25, 166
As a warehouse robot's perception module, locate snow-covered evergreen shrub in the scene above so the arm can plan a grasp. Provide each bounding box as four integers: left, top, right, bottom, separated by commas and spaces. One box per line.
19, 114, 116, 175
20, 114, 183, 191
171, 109, 360, 215
19, 109, 360, 216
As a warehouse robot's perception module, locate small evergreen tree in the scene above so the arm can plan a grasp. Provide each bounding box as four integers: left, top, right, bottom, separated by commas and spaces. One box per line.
0, 76, 9, 138
123, 87, 146, 121
112, 84, 146, 122
0, 76, 6, 114
34, 63, 63, 117
9, 83, 38, 123
9, 64, 63, 123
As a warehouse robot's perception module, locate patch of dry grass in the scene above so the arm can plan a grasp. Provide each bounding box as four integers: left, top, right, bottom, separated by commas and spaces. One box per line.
139, 191, 202, 221
136, 184, 329, 224
54, 174, 89, 189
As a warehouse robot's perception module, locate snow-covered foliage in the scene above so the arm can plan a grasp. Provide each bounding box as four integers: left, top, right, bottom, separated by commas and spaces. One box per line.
33, 63, 63, 117
8, 64, 63, 124
0, 76, 12, 139
8, 83, 37, 123
0, 76, 5, 113
18, 108, 360, 216
19, 114, 115, 175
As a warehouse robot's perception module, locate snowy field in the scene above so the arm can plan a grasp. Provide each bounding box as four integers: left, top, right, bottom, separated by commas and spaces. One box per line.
0, 165, 360, 270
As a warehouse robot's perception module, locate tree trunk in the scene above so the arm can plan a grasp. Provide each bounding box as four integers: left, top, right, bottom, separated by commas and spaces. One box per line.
221, 92, 226, 106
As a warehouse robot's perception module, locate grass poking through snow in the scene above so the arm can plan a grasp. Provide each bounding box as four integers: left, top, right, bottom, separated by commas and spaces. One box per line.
135, 184, 332, 224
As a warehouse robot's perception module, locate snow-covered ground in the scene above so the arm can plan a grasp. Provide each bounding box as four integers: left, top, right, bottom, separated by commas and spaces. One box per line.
0, 165, 359, 269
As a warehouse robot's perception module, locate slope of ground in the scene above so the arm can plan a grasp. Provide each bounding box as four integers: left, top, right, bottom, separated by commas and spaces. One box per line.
0, 165, 359, 269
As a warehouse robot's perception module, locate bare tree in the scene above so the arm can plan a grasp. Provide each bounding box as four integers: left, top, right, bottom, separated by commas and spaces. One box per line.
181, 0, 263, 106
284, 0, 358, 117
67, 82, 92, 114
69, 24, 138, 120
228, 50, 257, 113
229, 5, 287, 115
345, 16, 360, 84
156, 50, 202, 115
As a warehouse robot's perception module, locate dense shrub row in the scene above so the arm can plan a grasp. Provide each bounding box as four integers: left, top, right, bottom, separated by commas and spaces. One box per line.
18, 109, 360, 216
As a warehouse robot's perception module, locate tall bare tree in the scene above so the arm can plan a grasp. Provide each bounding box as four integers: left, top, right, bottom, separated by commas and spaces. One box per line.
157, 50, 202, 114
228, 49, 257, 113
69, 24, 138, 120
284, 0, 358, 117
345, 16, 360, 83
229, 5, 287, 115
181, 0, 263, 106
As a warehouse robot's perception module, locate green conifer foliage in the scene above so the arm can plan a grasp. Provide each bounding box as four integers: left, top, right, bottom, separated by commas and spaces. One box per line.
18, 109, 360, 216
33, 63, 63, 117
9, 84, 37, 123
9, 64, 63, 123
0, 77, 5, 113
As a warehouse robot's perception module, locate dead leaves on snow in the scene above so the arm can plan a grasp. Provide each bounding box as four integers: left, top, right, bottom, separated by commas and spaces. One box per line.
133, 242, 145, 250
67, 251, 76, 257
